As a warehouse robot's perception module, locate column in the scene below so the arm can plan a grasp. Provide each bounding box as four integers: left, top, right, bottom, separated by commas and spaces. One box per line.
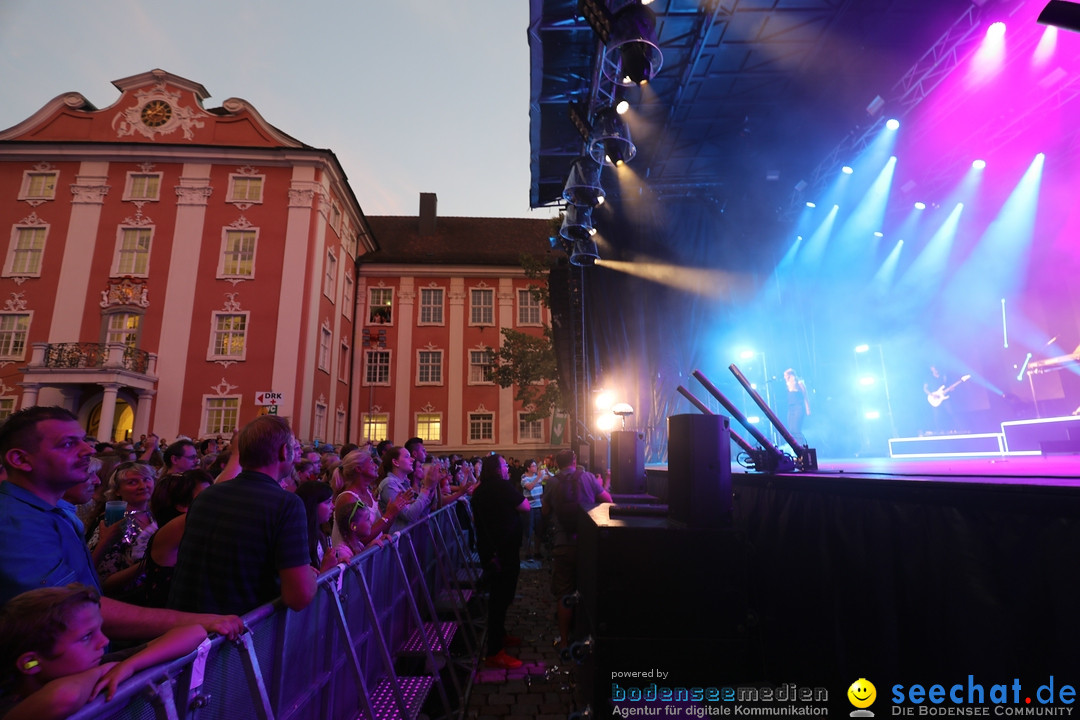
497, 278, 516, 446
133, 390, 155, 439
393, 279, 416, 443
20, 383, 40, 408
97, 383, 120, 443
447, 279, 466, 447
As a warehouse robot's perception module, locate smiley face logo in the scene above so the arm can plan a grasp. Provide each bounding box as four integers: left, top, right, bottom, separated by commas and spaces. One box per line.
848, 678, 876, 709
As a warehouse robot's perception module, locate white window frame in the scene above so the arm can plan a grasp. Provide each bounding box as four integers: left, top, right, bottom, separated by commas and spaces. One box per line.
102, 311, 142, 348
339, 340, 350, 382
329, 203, 342, 234
313, 401, 328, 443
111, 225, 153, 277
363, 349, 392, 386
361, 412, 390, 443
518, 412, 545, 444
324, 248, 337, 301
226, 173, 264, 205
517, 288, 543, 326
342, 273, 354, 320
208, 311, 249, 362
202, 395, 241, 436
318, 325, 332, 372
469, 287, 495, 326
217, 228, 258, 280
467, 411, 495, 444
416, 348, 443, 386
0, 397, 16, 423
18, 170, 58, 202
122, 172, 162, 202
415, 412, 443, 445
0, 312, 31, 361
5, 225, 48, 278
368, 286, 394, 325
418, 287, 445, 326
334, 408, 347, 445
468, 349, 494, 385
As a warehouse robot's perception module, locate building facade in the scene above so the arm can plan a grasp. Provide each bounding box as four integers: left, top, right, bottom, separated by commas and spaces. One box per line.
360, 196, 566, 457
0, 69, 374, 442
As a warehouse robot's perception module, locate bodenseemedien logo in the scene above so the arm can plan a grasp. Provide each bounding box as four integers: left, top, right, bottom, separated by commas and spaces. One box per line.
849, 678, 877, 717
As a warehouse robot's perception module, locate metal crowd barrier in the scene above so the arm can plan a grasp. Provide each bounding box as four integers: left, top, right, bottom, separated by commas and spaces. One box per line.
68, 502, 481, 720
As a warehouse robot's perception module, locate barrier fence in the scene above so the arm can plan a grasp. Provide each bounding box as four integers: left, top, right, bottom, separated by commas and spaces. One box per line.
68, 503, 481, 720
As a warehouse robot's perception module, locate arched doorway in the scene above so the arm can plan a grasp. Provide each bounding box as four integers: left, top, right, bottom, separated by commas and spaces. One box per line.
87, 400, 134, 442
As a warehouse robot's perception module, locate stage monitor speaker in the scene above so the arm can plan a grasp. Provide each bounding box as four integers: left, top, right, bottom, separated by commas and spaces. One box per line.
610, 430, 645, 494
667, 413, 731, 527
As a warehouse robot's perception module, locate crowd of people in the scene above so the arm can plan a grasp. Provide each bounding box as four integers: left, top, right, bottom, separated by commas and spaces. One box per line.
0, 406, 612, 716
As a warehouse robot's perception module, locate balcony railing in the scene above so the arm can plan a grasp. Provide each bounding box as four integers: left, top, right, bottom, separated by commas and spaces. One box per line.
39, 343, 153, 375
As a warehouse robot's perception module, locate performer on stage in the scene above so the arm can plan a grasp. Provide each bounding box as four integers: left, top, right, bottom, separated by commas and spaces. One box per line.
783, 368, 809, 447
923, 365, 955, 434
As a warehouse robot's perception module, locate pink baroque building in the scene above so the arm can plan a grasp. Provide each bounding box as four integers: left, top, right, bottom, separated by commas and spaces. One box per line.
0, 69, 374, 443
361, 194, 565, 457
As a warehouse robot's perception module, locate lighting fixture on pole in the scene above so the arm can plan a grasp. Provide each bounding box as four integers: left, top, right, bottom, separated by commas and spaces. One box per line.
560, 205, 600, 267
563, 155, 606, 207
588, 106, 636, 166
603, 3, 663, 86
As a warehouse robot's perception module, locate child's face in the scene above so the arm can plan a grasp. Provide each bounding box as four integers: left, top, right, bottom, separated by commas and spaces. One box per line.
351, 514, 373, 540
317, 497, 334, 525
37, 603, 108, 680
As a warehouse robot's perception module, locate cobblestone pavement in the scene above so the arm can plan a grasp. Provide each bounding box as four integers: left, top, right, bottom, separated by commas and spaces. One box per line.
465, 556, 580, 720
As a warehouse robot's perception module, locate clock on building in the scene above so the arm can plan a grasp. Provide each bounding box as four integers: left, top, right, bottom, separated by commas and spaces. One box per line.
140, 100, 172, 128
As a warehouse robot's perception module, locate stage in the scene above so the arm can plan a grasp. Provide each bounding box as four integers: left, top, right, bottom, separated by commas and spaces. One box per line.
583, 451, 1080, 713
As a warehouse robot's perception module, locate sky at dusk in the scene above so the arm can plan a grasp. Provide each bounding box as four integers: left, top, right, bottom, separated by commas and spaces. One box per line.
0, 0, 558, 220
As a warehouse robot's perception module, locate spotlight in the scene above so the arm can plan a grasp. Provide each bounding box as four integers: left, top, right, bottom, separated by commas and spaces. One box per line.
874, 231, 884, 238
972, 159, 986, 170
560, 205, 594, 242
854, 344, 870, 353
1039, 0, 1080, 32
842, 166, 854, 175
859, 376, 877, 387
603, 3, 663, 86
588, 106, 636, 166
806, 201, 817, 208
570, 236, 600, 266
562, 156, 606, 207
615, 99, 630, 115
886, 118, 900, 130
864, 410, 881, 420
914, 201, 926, 210
987, 21, 1006, 38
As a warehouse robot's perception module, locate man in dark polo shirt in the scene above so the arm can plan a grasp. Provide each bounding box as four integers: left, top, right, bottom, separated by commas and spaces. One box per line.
169, 415, 315, 615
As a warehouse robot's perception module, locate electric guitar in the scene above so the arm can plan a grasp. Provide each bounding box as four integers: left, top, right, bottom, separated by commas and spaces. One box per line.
927, 374, 971, 407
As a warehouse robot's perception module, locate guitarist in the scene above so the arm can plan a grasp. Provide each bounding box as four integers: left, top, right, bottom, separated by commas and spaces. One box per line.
923, 365, 955, 434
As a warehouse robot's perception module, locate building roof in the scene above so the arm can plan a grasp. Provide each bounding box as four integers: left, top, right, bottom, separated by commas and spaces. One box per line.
363, 214, 558, 267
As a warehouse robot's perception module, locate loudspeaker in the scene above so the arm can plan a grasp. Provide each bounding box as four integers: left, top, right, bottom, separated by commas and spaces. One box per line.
610, 430, 645, 494
666, 413, 732, 527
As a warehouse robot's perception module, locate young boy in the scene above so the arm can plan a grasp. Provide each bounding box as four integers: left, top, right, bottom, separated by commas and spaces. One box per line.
0, 584, 207, 720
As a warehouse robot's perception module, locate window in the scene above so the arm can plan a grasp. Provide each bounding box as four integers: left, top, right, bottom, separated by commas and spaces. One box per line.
209, 312, 248, 360
361, 413, 389, 443
104, 312, 141, 348
343, 274, 354, 320
0, 398, 15, 423
314, 402, 328, 443
417, 349, 443, 385
5, 226, 46, 277
123, 173, 161, 202
114, 227, 152, 276
419, 287, 444, 325
335, 408, 347, 445
19, 170, 58, 201
339, 341, 350, 382
470, 288, 494, 325
227, 174, 263, 204
364, 349, 391, 386
330, 203, 342, 233
0, 313, 30, 360
416, 413, 442, 444
203, 396, 240, 436
468, 412, 494, 443
469, 349, 494, 384
519, 413, 544, 442
324, 249, 337, 300
319, 326, 332, 372
219, 229, 257, 279
518, 289, 542, 326
369, 287, 393, 325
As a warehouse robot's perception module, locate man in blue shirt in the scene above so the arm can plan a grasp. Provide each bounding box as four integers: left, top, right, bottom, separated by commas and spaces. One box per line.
0, 406, 242, 641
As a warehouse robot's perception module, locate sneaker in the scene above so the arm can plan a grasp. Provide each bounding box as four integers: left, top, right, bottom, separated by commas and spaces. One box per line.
503, 635, 523, 647
485, 650, 523, 669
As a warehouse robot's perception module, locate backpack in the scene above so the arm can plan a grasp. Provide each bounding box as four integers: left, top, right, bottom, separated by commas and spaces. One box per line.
551, 467, 587, 536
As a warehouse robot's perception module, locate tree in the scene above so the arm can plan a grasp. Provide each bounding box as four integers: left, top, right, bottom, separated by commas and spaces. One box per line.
487, 254, 563, 422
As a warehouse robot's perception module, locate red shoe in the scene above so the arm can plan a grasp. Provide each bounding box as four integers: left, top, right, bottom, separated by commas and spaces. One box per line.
485, 650, 523, 669
503, 635, 523, 647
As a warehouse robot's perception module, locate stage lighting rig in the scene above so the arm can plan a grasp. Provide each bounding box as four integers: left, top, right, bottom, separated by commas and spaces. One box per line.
1038, 1, 1080, 32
